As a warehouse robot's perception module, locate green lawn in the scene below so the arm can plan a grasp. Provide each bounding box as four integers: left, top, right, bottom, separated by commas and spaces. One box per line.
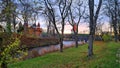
8, 41, 120, 68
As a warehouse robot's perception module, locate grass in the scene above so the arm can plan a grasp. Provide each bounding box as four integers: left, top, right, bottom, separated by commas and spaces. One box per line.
8, 41, 120, 68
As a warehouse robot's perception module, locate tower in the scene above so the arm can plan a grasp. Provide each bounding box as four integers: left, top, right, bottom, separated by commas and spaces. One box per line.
35, 22, 42, 37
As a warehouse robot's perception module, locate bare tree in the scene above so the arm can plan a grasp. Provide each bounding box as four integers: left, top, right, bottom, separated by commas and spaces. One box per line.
44, 0, 62, 51
68, 0, 85, 48
88, 0, 102, 57
44, 0, 71, 52
42, 8, 55, 36
58, 0, 72, 52
105, 0, 120, 42
116, 2, 120, 41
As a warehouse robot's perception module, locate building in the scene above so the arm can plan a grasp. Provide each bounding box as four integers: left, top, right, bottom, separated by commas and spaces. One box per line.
24, 22, 42, 37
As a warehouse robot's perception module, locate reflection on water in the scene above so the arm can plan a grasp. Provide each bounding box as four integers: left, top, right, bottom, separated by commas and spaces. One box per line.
26, 41, 85, 59
63, 41, 75, 45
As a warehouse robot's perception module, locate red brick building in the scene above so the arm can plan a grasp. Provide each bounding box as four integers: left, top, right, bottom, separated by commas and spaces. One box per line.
24, 22, 42, 37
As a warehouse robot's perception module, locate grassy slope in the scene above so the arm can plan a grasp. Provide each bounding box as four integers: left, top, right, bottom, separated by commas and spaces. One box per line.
8, 41, 120, 68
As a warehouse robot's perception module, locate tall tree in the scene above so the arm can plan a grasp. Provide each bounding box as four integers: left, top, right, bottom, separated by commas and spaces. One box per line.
0, 0, 15, 33
58, 0, 72, 52
68, 0, 85, 48
118, 1, 120, 41
44, 0, 71, 52
105, 0, 120, 42
88, 0, 102, 57
43, 8, 55, 36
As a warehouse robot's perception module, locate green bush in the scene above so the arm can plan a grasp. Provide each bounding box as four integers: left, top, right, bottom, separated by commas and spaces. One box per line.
0, 33, 27, 68
102, 34, 111, 42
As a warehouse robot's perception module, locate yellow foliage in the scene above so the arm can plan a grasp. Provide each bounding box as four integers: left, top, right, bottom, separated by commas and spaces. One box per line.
0, 38, 27, 65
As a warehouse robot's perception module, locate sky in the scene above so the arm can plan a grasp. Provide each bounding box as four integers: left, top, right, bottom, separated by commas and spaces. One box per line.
0, 0, 110, 34
64, 23, 89, 34
39, 20, 110, 34
37, 0, 110, 34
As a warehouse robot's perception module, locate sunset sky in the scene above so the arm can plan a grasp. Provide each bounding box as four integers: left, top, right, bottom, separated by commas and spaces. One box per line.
38, 18, 110, 34
36, 0, 110, 34
9, 0, 110, 34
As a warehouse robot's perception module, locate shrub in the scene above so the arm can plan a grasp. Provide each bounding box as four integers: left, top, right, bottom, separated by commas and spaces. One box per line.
20, 36, 59, 48
0, 33, 27, 68
102, 34, 111, 42
0, 33, 59, 49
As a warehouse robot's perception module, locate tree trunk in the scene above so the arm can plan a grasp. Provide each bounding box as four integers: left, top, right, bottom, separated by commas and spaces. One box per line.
114, 0, 118, 42
47, 21, 51, 35
75, 32, 78, 48
118, 25, 120, 41
52, 28, 55, 36
88, 0, 102, 58
88, 0, 94, 57
60, 20, 65, 52
113, 19, 118, 42
113, 25, 118, 42
60, 37, 63, 52
13, 15, 16, 32
88, 35, 94, 57
0, 38, 2, 46
1, 62, 7, 68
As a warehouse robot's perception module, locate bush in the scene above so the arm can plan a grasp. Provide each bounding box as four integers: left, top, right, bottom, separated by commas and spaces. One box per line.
0, 33, 59, 49
20, 36, 59, 48
102, 34, 111, 42
0, 33, 27, 68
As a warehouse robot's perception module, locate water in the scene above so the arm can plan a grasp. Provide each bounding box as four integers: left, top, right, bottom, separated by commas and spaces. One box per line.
26, 41, 85, 59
